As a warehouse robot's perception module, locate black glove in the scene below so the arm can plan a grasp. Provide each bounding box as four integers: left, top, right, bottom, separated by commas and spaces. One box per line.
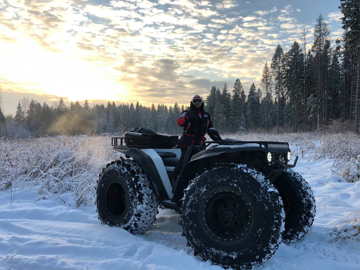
188, 112, 198, 122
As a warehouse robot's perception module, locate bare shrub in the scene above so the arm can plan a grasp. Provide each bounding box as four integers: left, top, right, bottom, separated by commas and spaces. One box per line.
331, 210, 360, 241
0, 137, 118, 206
1, 132, 359, 207
327, 119, 354, 134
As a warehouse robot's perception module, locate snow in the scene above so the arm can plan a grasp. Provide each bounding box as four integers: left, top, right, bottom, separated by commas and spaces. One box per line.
1, 149, 360, 269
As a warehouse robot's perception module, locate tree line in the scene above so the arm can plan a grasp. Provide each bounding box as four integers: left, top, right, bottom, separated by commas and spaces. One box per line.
0, 1, 359, 137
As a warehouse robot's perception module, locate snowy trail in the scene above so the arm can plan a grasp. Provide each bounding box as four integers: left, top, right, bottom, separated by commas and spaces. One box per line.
1, 155, 360, 270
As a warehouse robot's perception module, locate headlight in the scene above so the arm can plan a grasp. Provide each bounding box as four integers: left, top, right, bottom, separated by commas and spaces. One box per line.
267, 152, 272, 162
287, 152, 291, 161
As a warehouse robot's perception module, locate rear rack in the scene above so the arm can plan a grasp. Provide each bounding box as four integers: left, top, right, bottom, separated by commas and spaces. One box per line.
112, 132, 178, 149
112, 136, 150, 148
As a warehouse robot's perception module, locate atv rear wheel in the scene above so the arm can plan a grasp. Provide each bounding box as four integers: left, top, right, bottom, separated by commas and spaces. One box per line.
96, 158, 158, 234
181, 165, 285, 269
273, 169, 316, 243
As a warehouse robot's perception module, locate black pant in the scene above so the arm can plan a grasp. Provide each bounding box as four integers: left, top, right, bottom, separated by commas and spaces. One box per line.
173, 147, 200, 182
173, 148, 188, 181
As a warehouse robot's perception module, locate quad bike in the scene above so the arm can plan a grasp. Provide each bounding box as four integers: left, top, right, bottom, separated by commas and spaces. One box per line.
96, 127, 316, 269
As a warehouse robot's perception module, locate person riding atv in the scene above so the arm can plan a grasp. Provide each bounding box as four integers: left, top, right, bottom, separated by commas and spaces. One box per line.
174, 95, 222, 182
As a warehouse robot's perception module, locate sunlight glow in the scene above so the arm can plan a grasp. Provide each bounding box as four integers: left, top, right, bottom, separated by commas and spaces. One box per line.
0, 37, 127, 102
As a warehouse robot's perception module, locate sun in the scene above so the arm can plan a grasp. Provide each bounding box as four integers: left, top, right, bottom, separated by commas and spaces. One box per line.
0, 36, 127, 102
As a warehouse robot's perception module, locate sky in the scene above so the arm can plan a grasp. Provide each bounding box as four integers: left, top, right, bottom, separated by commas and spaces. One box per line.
0, 0, 344, 115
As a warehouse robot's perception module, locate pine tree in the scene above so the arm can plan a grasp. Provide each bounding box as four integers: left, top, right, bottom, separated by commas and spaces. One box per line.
271, 44, 285, 133
151, 104, 158, 131
213, 88, 222, 129
312, 14, 331, 129
173, 102, 181, 134
0, 108, 5, 137
57, 98, 67, 116
14, 102, 25, 126
128, 103, 136, 131
231, 79, 246, 132
156, 104, 167, 133
261, 62, 272, 131
304, 51, 317, 130
26, 100, 43, 137
329, 41, 343, 120
340, 0, 360, 133
134, 101, 141, 128
40, 102, 52, 135
218, 84, 231, 132
247, 83, 260, 130
284, 41, 305, 132
206, 86, 217, 116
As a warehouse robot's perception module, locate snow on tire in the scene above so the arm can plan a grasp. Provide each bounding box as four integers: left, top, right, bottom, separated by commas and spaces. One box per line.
181, 165, 285, 269
272, 169, 316, 243
96, 158, 159, 234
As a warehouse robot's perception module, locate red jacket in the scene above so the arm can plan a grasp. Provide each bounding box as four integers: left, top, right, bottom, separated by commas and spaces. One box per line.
177, 109, 213, 148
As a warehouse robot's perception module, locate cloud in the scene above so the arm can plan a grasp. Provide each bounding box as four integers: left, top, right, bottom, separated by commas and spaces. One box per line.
277, 15, 293, 22
193, 8, 218, 17
328, 11, 342, 23
0, 0, 345, 113
254, 7, 277, 16
110, 0, 136, 9
258, 26, 275, 31
281, 5, 293, 15
331, 29, 343, 40
243, 16, 257, 22
216, 0, 237, 10
243, 20, 267, 28
280, 23, 296, 29
199, 1, 211, 6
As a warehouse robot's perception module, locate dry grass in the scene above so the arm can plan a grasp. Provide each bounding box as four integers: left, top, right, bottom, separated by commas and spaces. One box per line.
1, 132, 359, 207
0, 137, 118, 206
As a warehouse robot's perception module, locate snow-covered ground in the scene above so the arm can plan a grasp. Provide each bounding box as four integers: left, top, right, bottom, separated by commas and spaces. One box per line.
1, 145, 360, 269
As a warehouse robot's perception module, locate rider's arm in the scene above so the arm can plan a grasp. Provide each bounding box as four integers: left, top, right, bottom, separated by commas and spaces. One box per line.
177, 111, 196, 127
177, 111, 189, 127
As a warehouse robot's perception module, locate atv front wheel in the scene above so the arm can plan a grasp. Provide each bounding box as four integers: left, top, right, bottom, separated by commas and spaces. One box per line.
181, 165, 284, 269
96, 158, 158, 234
272, 169, 316, 243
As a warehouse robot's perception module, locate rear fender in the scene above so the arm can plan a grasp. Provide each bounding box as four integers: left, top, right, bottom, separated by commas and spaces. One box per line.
115, 148, 172, 201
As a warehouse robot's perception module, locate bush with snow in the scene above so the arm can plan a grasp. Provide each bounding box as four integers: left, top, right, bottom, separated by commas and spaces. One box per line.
332, 210, 360, 242
1, 132, 359, 208
0, 137, 118, 206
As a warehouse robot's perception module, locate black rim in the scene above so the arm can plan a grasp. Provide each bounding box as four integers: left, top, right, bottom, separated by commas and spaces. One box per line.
205, 192, 252, 240
106, 182, 126, 217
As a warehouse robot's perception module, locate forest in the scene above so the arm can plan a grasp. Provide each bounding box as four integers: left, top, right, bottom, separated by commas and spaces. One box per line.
0, 0, 359, 138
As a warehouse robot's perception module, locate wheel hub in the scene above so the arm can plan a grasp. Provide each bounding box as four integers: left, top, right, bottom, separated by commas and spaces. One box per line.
205, 192, 252, 240
106, 182, 126, 217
